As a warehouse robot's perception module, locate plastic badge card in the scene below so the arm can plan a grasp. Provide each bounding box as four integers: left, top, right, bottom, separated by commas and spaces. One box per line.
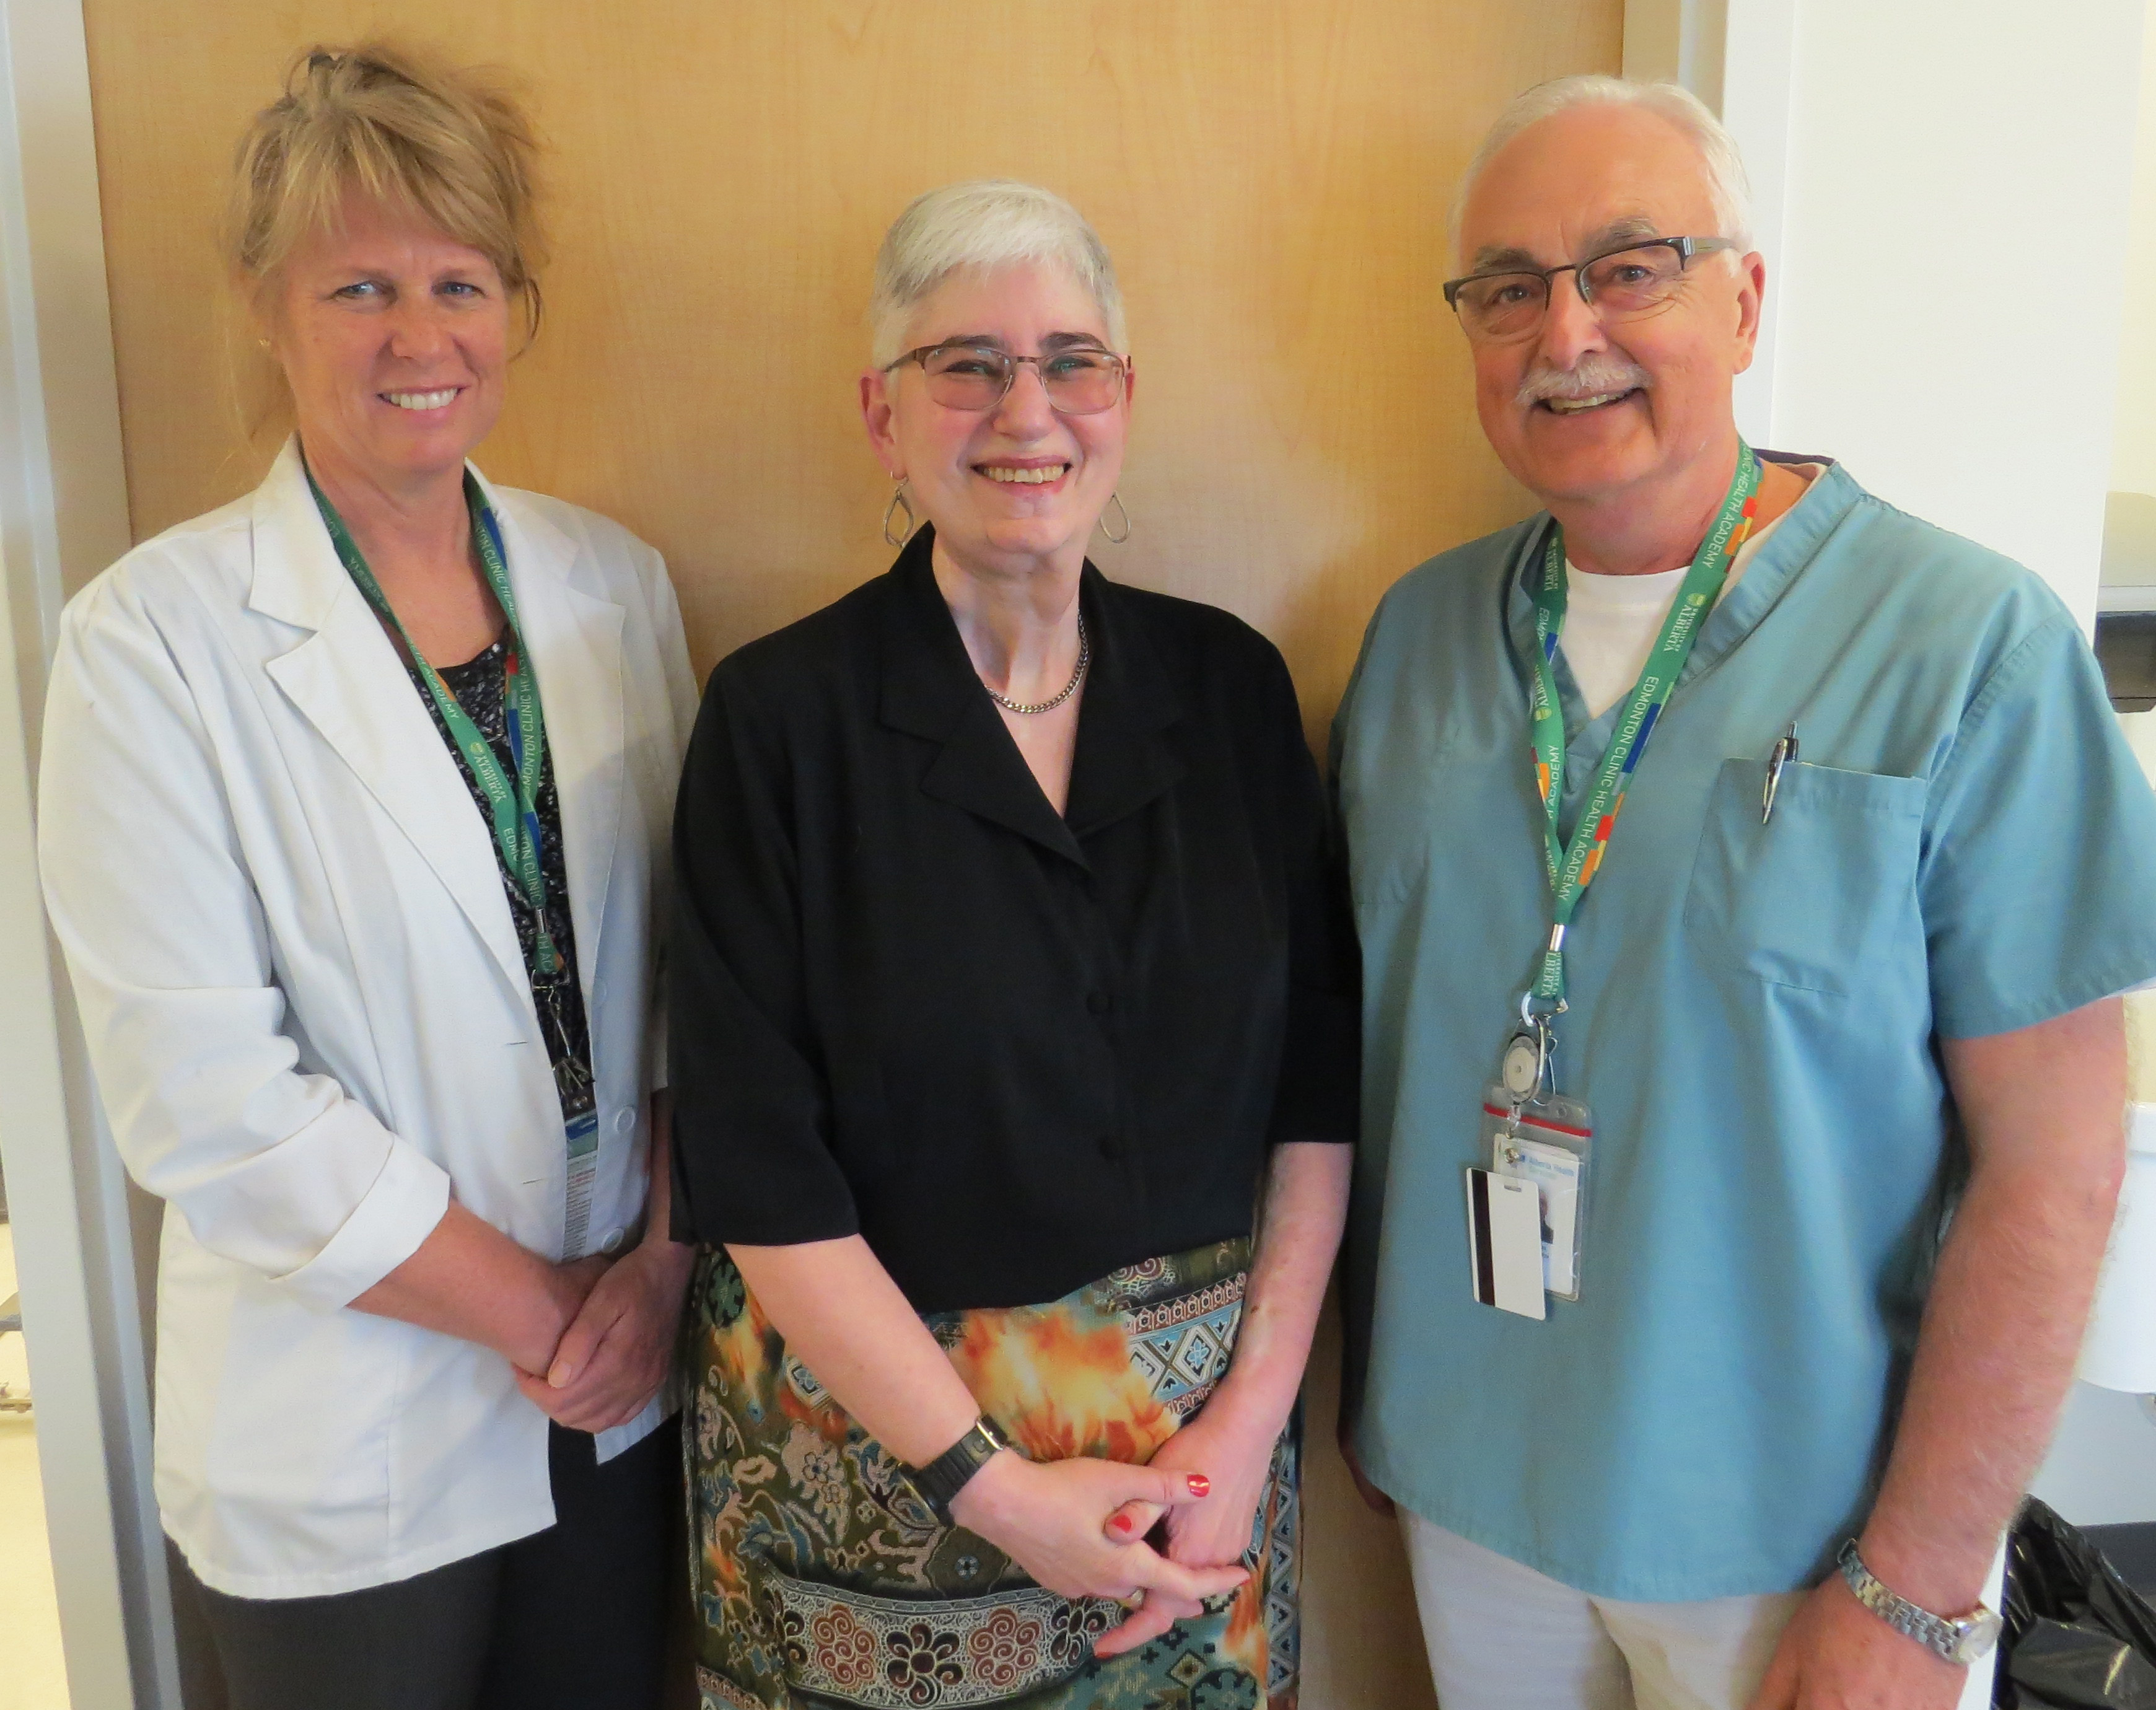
1465, 1167, 1546, 1319
1479, 1085, 1593, 1302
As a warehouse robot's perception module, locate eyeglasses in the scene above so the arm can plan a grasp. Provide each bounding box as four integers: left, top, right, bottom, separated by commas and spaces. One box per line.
885, 341, 1129, 415
1442, 236, 1738, 343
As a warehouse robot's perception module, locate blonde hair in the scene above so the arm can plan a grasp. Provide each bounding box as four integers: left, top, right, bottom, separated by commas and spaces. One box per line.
227, 42, 547, 339
869, 180, 1125, 368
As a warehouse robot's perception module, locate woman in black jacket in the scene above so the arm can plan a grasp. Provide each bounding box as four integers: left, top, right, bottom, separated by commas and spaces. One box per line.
671, 178, 1357, 1710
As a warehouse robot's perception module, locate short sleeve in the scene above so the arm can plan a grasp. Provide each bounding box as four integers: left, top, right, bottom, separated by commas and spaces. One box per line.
1922, 615, 2156, 1038
668, 662, 862, 1245
1255, 641, 1360, 1147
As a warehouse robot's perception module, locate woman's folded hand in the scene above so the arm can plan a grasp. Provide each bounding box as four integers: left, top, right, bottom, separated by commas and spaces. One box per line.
1105, 1404, 1280, 1576
948, 1454, 1248, 1658
515, 1238, 696, 1433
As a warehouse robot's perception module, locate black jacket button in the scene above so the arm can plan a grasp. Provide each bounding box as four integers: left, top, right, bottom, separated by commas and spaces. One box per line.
1087, 991, 1111, 1016
1097, 1133, 1127, 1160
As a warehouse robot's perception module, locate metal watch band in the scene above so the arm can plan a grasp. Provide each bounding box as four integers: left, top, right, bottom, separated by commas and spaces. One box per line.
1836, 1540, 2003, 1666
902, 1416, 1014, 1524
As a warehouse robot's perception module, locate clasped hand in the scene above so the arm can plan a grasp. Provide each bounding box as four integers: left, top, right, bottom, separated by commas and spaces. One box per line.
949, 1453, 1250, 1659
513, 1240, 695, 1434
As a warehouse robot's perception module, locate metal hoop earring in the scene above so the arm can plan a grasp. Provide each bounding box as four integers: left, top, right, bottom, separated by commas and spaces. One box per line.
1099, 492, 1132, 545
882, 480, 917, 549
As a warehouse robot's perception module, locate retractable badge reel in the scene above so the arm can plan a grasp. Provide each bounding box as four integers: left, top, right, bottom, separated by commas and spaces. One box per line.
1477, 986, 1594, 1311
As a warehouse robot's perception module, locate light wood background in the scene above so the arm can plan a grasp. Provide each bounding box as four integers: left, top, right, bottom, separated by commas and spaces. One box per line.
79, 2, 1619, 1703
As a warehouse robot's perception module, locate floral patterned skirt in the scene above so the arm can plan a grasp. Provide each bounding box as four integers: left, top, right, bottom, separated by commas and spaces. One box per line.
685, 1239, 1300, 1710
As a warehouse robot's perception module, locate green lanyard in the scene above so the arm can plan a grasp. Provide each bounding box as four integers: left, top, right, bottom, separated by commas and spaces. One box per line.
305, 461, 561, 976
1523, 443, 1760, 1012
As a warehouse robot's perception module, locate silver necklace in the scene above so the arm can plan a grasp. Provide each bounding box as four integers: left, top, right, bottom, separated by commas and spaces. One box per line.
985, 613, 1089, 715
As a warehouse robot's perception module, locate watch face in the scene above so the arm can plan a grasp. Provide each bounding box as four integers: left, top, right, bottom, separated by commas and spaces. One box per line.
1950, 1610, 2004, 1665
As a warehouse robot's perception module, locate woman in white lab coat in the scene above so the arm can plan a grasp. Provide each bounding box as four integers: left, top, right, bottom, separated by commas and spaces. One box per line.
37, 43, 696, 1710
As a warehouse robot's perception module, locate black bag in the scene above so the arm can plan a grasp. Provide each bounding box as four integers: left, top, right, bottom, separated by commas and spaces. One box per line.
1999, 1497, 2156, 1708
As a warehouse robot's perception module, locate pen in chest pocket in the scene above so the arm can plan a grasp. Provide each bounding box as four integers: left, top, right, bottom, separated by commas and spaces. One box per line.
1761, 721, 1800, 824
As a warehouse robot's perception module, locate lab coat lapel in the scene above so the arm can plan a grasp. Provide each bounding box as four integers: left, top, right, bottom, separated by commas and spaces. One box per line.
251, 442, 531, 1002
475, 472, 625, 1006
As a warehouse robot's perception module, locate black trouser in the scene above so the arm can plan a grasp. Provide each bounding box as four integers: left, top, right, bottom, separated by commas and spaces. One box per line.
171, 1419, 678, 1710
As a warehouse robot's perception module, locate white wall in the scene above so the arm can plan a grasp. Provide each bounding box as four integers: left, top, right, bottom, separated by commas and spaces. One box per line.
1754, 0, 2144, 623
2116, 6, 2156, 502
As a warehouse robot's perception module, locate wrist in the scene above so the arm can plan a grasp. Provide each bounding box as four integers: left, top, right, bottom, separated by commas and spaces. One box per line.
1197, 1370, 1297, 1452
1839, 1537, 2003, 1667
633, 1232, 696, 1280
1856, 1525, 1988, 1618
906, 1415, 1020, 1524
504, 1274, 576, 1373
945, 1447, 1025, 1533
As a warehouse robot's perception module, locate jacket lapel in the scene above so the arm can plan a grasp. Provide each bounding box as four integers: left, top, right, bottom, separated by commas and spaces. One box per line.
475, 473, 624, 1005
878, 529, 1088, 867
1063, 566, 1185, 840
875, 530, 1185, 861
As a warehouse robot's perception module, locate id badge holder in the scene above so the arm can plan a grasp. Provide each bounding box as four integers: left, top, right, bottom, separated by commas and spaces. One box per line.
1479, 1084, 1594, 1303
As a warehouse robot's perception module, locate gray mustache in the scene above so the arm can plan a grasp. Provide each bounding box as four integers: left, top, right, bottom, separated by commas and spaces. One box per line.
1516, 354, 1653, 410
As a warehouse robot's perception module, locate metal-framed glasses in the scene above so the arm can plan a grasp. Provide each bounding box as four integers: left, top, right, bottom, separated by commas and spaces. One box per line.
886, 340, 1129, 415
1442, 236, 1737, 343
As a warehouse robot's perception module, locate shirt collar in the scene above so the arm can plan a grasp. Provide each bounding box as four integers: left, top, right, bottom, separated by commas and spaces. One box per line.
876, 524, 1185, 864
1504, 451, 1865, 725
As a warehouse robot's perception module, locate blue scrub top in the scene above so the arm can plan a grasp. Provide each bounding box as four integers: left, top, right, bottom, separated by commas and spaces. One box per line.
1334, 458, 2156, 1601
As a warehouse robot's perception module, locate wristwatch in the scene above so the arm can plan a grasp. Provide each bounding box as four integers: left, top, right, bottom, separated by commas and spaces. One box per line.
1836, 1540, 2003, 1665
901, 1416, 1017, 1524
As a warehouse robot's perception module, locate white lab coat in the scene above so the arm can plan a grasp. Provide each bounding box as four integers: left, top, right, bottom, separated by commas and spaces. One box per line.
37, 439, 698, 1598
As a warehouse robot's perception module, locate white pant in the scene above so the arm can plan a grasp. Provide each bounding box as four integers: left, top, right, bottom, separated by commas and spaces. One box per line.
1400, 1512, 1806, 1710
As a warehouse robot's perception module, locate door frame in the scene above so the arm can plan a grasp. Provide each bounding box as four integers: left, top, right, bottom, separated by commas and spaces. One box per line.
0, 0, 176, 1704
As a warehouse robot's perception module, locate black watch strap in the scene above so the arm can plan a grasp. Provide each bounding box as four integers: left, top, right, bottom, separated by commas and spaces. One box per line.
903, 1416, 1015, 1524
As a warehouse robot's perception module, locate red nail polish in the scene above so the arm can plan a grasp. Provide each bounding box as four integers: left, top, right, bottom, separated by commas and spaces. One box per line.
1110, 1513, 1133, 1534
1187, 1474, 1210, 1497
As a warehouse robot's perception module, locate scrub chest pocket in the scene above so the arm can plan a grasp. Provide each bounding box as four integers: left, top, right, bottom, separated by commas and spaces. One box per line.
1685, 758, 1925, 994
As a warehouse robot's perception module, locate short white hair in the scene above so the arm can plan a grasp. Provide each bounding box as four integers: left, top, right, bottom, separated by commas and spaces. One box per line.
1450, 76, 1753, 264
869, 179, 1126, 368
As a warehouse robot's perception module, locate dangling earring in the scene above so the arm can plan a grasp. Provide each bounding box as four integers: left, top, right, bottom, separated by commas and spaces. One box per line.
882, 478, 917, 548
1098, 492, 1132, 545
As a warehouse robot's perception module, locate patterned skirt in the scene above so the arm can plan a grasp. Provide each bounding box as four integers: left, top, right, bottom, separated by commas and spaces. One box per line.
685, 1239, 1300, 1710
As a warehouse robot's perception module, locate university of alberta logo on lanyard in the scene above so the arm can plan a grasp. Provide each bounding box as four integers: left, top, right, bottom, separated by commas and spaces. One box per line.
1468, 444, 1762, 1320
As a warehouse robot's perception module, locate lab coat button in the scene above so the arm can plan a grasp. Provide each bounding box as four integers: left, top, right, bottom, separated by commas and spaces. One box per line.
599, 1227, 627, 1255
614, 1108, 636, 1135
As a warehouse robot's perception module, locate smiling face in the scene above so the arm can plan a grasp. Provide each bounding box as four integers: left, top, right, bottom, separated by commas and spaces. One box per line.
261, 190, 511, 493
1456, 102, 1762, 514
861, 260, 1130, 578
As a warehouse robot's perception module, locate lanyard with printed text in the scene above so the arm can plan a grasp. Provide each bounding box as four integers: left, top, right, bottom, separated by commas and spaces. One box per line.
305, 458, 561, 976
1522, 442, 1759, 1017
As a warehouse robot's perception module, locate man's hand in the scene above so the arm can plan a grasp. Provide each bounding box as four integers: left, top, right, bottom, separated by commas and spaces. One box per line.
515, 1239, 695, 1432
1749, 1577, 1968, 1710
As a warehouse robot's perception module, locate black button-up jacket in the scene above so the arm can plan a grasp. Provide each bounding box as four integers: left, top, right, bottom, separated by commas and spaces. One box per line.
670, 528, 1357, 1313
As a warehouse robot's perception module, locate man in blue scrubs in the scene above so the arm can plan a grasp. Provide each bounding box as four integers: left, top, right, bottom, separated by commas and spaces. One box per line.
1336, 74, 2156, 1710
